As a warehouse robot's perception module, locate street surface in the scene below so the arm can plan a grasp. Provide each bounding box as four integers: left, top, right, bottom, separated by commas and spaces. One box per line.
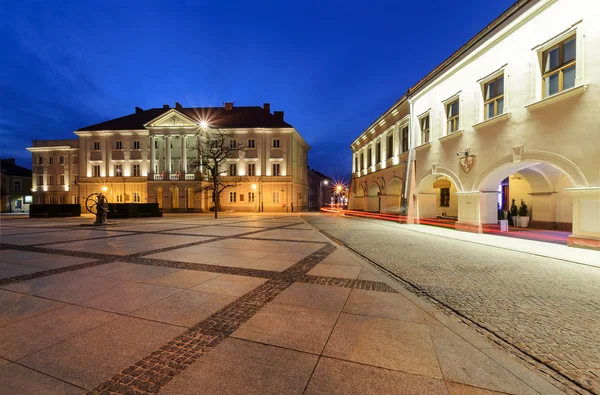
306, 213, 600, 394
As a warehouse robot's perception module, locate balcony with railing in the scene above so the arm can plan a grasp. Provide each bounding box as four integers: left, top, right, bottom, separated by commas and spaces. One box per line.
148, 172, 202, 181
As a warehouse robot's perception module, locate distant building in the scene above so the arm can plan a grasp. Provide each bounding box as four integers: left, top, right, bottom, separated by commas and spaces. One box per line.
0, 158, 32, 213
27, 102, 310, 212
349, 0, 600, 249
307, 168, 332, 211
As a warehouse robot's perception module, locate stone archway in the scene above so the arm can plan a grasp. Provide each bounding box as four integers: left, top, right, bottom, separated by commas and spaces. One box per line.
382, 177, 403, 213
171, 186, 180, 209
349, 182, 366, 211
414, 174, 457, 222
186, 187, 194, 210
366, 183, 381, 212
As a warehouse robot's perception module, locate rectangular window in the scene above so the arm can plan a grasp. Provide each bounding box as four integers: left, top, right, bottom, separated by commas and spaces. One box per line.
272, 191, 280, 203
133, 141, 140, 149
229, 192, 237, 203
247, 139, 255, 148
72, 175, 79, 184
440, 188, 450, 207
115, 164, 123, 176
543, 36, 576, 97
240, 194, 244, 202
133, 192, 141, 203
247, 163, 255, 176
116, 194, 123, 203
248, 191, 255, 203
484, 75, 505, 120
360, 153, 364, 170
367, 148, 372, 167
38, 156, 44, 165
387, 134, 393, 159
14, 180, 21, 192
72, 155, 78, 164
272, 163, 280, 176
402, 126, 409, 152
420, 116, 430, 144
48, 156, 54, 165
446, 99, 460, 134
229, 163, 237, 176
133, 164, 140, 177
59, 175, 65, 185
93, 141, 100, 150
272, 139, 280, 148
73, 196, 79, 204
229, 139, 237, 149
115, 141, 123, 149
48, 175, 54, 185
354, 156, 359, 172
93, 165, 101, 177
59, 156, 64, 165
49, 196, 54, 204
37, 175, 44, 185
375, 142, 381, 164
59, 196, 64, 204
154, 140, 159, 149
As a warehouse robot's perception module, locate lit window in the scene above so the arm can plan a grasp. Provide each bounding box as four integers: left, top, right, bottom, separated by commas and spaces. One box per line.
272, 163, 280, 176
272, 139, 280, 148
420, 116, 430, 144
229, 192, 237, 203
133, 164, 140, 177
115, 164, 123, 176
247, 163, 255, 176
446, 99, 460, 133
229, 164, 237, 176
484, 75, 504, 120
543, 36, 576, 97
247, 139, 255, 148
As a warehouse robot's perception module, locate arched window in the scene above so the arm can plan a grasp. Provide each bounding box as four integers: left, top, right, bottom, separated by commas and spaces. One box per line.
157, 187, 163, 209
187, 187, 194, 209
171, 186, 179, 209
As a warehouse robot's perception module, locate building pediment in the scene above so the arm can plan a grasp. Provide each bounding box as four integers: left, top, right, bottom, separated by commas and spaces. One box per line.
145, 109, 199, 129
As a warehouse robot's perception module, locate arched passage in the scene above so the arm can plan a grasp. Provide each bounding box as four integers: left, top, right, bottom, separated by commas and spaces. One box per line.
349, 182, 366, 211
415, 174, 458, 221
156, 187, 164, 209
171, 186, 180, 209
366, 183, 381, 212
383, 177, 403, 213
186, 187, 194, 210
476, 160, 576, 229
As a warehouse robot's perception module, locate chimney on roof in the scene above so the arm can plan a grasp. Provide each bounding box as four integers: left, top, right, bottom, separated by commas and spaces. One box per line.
163, 104, 169, 109
273, 111, 284, 122
263, 103, 271, 113
175, 102, 182, 110
135, 106, 143, 114
224, 102, 233, 111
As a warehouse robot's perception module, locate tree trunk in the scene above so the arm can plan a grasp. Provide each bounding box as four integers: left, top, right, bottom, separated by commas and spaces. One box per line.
213, 175, 218, 219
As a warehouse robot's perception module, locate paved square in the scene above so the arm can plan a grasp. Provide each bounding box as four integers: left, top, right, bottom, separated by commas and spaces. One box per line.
0, 213, 567, 394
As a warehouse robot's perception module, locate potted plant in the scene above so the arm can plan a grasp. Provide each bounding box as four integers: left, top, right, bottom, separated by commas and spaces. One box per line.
518, 199, 530, 228
498, 203, 509, 232
509, 199, 518, 227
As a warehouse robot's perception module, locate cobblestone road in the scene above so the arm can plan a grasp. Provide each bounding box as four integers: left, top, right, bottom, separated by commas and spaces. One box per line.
306, 214, 600, 394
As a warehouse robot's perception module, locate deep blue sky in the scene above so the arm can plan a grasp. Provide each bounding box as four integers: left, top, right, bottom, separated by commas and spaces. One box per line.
1, 0, 514, 180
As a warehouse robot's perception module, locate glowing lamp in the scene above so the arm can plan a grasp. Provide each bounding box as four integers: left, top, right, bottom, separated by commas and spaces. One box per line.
323, 180, 329, 185
101, 186, 108, 192
200, 120, 208, 128
251, 184, 257, 190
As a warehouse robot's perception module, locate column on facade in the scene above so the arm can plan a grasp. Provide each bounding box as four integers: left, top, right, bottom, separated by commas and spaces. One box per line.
392, 123, 400, 158
352, 152, 356, 173
165, 134, 171, 173
181, 134, 187, 173
150, 135, 156, 177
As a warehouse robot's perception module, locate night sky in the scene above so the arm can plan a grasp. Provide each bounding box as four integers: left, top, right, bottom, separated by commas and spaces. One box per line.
1, 0, 514, 180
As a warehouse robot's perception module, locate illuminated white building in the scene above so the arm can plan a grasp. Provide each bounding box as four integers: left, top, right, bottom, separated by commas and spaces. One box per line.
350, 0, 600, 249
28, 102, 310, 212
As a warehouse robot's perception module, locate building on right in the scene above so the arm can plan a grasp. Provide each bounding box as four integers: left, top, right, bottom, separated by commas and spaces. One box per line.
349, 0, 600, 249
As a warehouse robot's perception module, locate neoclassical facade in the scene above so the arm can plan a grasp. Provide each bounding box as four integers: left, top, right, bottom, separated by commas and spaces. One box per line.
29, 102, 310, 212
350, 0, 600, 249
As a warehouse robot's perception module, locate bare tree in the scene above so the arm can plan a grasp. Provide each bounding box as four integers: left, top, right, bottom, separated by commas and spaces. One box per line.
188, 129, 245, 218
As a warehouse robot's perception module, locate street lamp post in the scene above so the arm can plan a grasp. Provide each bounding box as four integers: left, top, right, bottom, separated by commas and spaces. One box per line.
319, 179, 329, 209
252, 183, 257, 213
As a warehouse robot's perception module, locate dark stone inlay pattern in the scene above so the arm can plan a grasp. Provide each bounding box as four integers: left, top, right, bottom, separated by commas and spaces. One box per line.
88, 244, 335, 394
298, 275, 398, 293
